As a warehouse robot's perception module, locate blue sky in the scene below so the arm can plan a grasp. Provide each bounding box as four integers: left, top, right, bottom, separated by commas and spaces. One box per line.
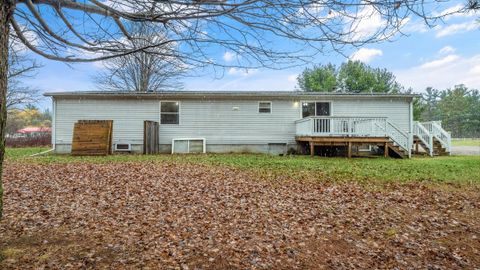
17, 2, 480, 109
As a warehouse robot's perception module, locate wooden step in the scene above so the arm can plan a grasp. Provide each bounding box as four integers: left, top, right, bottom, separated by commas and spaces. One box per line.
386, 142, 408, 159
413, 135, 431, 154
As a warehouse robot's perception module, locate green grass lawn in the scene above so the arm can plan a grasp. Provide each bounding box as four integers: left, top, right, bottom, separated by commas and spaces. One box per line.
451, 139, 480, 147
5, 147, 480, 185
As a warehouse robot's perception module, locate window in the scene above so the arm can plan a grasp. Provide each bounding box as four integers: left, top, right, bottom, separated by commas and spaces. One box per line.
258, 102, 272, 113
316, 102, 330, 116
302, 102, 315, 118
161, 101, 179, 124
172, 138, 206, 154
302, 102, 330, 118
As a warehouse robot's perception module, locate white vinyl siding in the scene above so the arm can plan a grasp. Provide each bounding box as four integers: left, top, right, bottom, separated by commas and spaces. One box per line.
158, 99, 298, 145
330, 98, 410, 132
54, 99, 159, 146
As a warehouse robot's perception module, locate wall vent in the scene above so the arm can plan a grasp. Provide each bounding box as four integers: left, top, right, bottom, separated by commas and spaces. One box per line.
115, 143, 131, 151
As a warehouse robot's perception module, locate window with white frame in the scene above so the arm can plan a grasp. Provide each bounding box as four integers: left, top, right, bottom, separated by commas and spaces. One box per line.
160, 101, 179, 124
258, 102, 272, 113
172, 138, 206, 154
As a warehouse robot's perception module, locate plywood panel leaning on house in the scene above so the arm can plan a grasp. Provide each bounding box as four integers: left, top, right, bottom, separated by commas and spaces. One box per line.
71, 120, 113, 156
144, 121, 159, 154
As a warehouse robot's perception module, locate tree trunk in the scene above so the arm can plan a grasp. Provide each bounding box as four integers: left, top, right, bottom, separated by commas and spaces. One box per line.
0, 0, 13, 220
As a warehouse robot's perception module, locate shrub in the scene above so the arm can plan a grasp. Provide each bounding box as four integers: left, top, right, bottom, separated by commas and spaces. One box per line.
6, 134, 51, 148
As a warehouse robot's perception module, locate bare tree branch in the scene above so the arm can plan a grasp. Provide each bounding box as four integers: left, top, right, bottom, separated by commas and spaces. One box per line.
7, 0, 476, 68
94, 23, 186, 92
7, 39, 42, 109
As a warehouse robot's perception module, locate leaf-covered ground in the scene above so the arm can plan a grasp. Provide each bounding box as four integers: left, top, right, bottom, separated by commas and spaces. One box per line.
1, 161, 479, 269
6, 148, 480, 184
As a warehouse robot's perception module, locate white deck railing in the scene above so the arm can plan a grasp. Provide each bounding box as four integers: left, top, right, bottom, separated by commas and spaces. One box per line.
413, 121, 433, 156
422, 121, 451, 153
295, 116, 410, 153
385, 121, 410, 154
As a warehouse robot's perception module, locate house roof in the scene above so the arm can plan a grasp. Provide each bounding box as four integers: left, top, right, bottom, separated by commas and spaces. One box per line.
44, 90, 416, 100
16, 126, 51, 134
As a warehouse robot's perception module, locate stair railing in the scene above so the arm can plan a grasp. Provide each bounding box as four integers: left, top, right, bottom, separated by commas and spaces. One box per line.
385, 121, 410, 154
375, 121, 410, 155
413, 121, 433, 156
422, 121, 451, 153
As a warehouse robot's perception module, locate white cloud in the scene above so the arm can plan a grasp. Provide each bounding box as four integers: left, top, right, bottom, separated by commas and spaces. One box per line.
350, 48, 383, 63
438, 46, 456, 55
10, 26, 39, 52
395, 54, 480, 90
435, 21, 479, 37
227, 67, 257, 76
419, 54, 459, 69
470, 65, 480, 75
223, 51, 238, 62
184, 69, 299, 91
433, 4, 479, 20
92, 60, 107, 69
434, 4, 464, 17
298, 2, 325, 17
401, 19, 429, 34
348, 5, 387, 41
287, 74, 298, 82
102, 0, 189, 14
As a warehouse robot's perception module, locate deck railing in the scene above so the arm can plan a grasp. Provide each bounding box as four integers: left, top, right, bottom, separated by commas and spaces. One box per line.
422, 121, 451, 153
385, 121, 410, 154
413, 121, 433, 156
296, 116, 387, 137
295, 116, 410, 153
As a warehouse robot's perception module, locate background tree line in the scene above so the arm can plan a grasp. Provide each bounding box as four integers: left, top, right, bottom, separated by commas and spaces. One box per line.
297, 61, 480, 138
417, 85, 479, 138
5, 42, 50, 136
6, 104, 51, 136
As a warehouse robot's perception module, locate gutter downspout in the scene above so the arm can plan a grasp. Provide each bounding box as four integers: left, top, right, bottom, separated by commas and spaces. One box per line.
408, 98, 413, 158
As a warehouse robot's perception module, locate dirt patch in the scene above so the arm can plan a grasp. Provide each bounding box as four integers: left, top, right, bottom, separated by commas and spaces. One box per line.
1, 162, 479, 269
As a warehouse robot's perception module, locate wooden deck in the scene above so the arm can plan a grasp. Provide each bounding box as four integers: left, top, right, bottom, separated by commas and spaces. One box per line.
296, 136, 406, 158
294, 117, 451, 159
295, 116, 411, 158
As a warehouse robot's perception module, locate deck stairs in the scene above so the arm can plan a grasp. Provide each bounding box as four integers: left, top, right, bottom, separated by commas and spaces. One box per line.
381, 122, 410, 158
384, 142, 409, 158
413, 121, 451, 156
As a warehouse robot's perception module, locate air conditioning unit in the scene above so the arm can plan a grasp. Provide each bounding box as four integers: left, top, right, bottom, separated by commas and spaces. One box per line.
114, 143, 131, 151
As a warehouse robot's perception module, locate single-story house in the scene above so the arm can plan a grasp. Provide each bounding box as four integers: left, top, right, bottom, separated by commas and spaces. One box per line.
44, 91, 451, 158
16, 126, 52, 136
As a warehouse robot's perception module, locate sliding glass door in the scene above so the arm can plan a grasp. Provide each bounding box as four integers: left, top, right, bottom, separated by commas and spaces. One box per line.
302, 102, 331, 117
302, 102, 331, 133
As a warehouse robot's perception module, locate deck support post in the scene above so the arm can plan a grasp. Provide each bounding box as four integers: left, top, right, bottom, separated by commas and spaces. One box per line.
384, 142, 389, 157
310, 142, 314, 156
415, 142, 419, 154
347, 142, 352, 158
